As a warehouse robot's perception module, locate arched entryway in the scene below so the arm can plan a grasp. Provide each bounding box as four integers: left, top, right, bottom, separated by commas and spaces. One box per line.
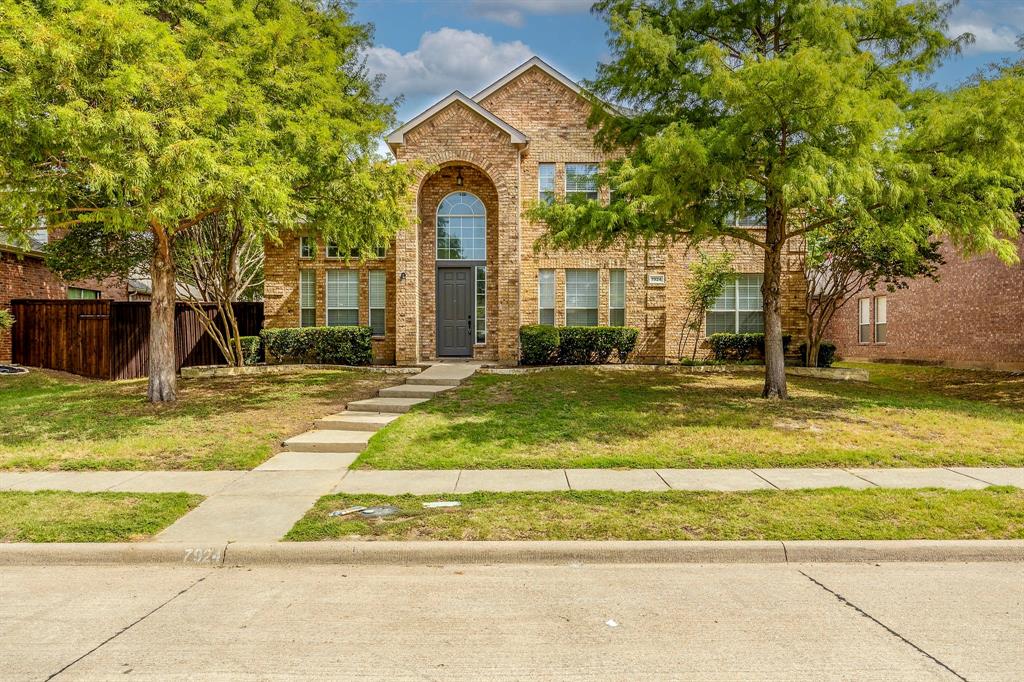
417, 164, 499, 360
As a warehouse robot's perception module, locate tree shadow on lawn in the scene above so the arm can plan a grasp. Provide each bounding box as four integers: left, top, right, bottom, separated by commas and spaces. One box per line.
0, 369, 384, 449
396, 367, 1024, 457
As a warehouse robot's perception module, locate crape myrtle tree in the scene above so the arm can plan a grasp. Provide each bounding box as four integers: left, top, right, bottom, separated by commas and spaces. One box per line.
0, 0, 411, 402
529, 0, 1024, 399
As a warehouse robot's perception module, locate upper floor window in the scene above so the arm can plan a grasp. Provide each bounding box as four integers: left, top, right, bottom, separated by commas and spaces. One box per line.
437, 191, 486, 261
565, 163, 598, 202
299, 236, 315, 259
538, 163, 556, 204
706, 274, 764, 334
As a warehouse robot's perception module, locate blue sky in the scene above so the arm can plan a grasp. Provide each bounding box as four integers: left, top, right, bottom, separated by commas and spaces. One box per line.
353, 0, 1023, 126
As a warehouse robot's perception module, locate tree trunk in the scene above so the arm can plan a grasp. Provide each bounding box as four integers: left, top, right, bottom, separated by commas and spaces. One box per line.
148, 223, 177, 403
805, 336, 820, 368
761, 222, 788, 399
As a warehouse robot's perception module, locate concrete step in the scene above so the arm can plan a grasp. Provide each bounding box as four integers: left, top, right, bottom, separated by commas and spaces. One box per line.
315, 412, 400, 432
282, 430, 372, 453
406, 375, 464, 386
346, 397, 428, 414
414, 363, 481, 385
377, 384, 455, 399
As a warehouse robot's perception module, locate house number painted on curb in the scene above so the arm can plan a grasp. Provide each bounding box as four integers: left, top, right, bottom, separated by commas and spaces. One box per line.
183, 547, 223, 565
647, 273, 666, 286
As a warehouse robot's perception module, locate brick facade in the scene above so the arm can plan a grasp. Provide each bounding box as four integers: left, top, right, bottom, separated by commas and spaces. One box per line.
1, 248, 130, 363
262, 58, 808, 365
825, 239, 1024, 370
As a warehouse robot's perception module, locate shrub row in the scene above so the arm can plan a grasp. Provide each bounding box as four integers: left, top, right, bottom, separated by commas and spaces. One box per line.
520, 325, 639, 365
798, 341, 838, 368
260, 326, 373, 366
706, 333, 792, 362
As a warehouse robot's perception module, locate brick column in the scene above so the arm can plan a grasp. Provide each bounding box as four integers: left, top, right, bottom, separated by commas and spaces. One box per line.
394, 187, 420, 365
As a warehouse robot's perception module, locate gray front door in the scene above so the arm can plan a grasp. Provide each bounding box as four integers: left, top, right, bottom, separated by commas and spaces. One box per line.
436, 267, 473, 356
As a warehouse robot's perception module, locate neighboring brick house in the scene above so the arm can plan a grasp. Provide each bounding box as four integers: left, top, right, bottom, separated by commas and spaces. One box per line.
263, 57, 807, 365
825, 238, 1024, 370
1, 232, 134, 363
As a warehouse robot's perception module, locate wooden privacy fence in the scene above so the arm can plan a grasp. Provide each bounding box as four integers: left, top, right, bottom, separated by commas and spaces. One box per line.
10, 300, 263, 380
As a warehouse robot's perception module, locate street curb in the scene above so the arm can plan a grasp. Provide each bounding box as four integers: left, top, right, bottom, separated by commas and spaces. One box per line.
1, 540, 1022, 566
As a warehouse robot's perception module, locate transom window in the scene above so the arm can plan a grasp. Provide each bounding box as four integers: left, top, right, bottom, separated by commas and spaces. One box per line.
437, 191, 486, 261
706, 274, 764, 334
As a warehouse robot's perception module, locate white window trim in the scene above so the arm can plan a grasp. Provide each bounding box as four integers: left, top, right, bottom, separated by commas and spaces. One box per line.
564, 269, 599, 327
609, 269, 626, 326
474, 265, 487, 345
299, 236, 315, 259
704, 274, 764, 336
858, 297, 872, 344
538, 269, 555, 324
565, 163, 600, 201
538, 163, 556, 204
873, 295, 887, 344
325, 270, 359, 326
368, 270, 386, 338
436, 191, 486, 262
299, 270, 316, 327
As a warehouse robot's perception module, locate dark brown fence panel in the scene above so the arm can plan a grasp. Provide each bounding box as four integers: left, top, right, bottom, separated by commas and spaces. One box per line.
11, 300, 112, 378
13, 300, 263, 380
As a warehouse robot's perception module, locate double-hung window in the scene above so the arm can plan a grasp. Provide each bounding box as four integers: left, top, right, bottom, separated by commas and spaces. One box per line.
565, 163, 598, 202
538, 163, 556, 204
299, 236, 315, 259
299, 270, 316, 327
538, 269, 555, 325
873, 296, 887, 343
609, 269, 626, 326
859, 298, 872, 343
326, 240, 341, 259
368, 270, 386, 337
326, 270, 358, 326
475, 266, 487, 344
565, 269, 599, 326
706, 274, 764, 334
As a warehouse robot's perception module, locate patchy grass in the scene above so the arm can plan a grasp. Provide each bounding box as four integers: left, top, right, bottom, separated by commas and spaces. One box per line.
286, 487, 1024, 541
0, 369, 402, 471
0, 491, 202, 542
355, 363, 1024, 469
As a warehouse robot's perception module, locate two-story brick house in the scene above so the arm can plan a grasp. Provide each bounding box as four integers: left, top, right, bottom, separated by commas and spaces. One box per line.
262, 57, 807, 364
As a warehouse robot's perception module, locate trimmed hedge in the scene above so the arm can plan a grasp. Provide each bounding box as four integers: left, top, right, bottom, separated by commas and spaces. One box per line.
799, 341, 838, 368
520, 325, 639, 365
260, 326, 373, 366
707, 333, 792, 362
239, 335, 261, 366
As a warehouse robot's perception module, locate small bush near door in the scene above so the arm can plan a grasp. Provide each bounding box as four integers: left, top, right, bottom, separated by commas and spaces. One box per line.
261, 327, 372, 365
520, 325, 639, 365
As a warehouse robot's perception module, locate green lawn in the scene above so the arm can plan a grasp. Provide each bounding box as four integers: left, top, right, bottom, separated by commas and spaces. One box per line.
355, 363, 1024, 469
0, 369, 401, 471
0, 491, 202, 542
286, 487, 1024, 541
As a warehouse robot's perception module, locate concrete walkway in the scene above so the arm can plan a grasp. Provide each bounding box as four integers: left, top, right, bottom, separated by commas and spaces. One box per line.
332, 466, 1024, 494
150, 362, 482, 542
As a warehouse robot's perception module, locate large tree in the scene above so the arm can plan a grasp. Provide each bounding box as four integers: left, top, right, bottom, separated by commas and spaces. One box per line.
530, 0, 1023, 398
0, 0, 410, 402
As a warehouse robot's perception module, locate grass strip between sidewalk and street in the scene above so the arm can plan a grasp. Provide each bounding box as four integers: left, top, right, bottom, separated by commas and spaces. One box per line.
0, 491, 203, 542
286, 487, 1024, 542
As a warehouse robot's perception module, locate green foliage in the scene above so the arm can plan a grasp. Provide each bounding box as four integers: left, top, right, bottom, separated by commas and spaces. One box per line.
0, 309, 14, 334
799, 342, 837, 368
43, 224, 151, 284
528, 0, 1024, 397
520, 325, 561, 365
683, 252, 734, 358
238, 336, 261, 366
261, 327, 372, 366
708, 333, 792, 362
519, 326, 639, 365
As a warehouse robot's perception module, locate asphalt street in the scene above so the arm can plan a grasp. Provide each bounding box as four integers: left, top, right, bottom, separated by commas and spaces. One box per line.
1, 561, 1021, 680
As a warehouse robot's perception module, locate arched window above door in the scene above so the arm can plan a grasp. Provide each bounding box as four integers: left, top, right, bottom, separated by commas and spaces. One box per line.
437, 191, 486, 261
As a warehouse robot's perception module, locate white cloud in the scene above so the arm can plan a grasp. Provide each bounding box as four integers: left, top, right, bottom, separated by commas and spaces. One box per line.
365, 28, 535, 103
469, 0, 593, 28
948, 1, 1024, 53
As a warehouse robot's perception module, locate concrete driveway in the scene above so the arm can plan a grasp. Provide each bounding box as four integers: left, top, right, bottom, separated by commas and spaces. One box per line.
2, 561, 1020, 680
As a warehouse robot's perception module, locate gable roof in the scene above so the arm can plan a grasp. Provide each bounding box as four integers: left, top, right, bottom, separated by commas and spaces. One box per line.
473, 56, 583, 102
385, 91, 528, 150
